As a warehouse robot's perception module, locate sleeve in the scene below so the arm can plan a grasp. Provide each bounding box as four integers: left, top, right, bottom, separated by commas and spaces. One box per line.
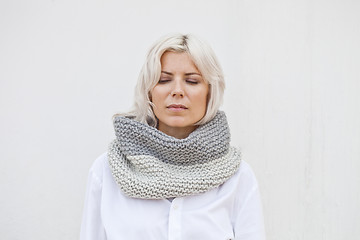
80, 168, 107, 240
233, 165, 266, 240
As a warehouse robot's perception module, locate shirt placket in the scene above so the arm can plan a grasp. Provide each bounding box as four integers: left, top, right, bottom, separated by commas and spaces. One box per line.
168, 197, 183, 240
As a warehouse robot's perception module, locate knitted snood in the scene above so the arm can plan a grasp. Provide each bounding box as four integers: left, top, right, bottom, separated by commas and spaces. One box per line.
108, 111, 242, 199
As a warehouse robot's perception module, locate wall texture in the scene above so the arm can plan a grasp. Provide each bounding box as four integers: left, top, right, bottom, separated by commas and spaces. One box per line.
1, 0, 359, 239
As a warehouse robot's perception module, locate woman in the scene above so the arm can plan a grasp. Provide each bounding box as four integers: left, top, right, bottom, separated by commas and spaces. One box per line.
80, 33, 265, 240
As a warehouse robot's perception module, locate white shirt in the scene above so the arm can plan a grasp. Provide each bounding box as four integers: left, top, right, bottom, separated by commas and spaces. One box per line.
80, 153, 266, 240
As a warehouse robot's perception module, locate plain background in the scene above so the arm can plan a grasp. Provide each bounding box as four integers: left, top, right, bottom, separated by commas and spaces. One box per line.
1, 0, 359, 239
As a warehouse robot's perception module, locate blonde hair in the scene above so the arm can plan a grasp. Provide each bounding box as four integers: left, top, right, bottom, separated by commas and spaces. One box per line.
125, 33, 225, 127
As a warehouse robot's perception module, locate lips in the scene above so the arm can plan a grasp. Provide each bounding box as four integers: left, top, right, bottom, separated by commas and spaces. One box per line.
167, 104, 188, 109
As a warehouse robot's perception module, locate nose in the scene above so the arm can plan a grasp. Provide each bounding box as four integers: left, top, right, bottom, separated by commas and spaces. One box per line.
171, 80, 184, 97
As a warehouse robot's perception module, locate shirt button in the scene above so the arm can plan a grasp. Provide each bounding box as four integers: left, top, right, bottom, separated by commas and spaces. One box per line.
173, 205, 178, 210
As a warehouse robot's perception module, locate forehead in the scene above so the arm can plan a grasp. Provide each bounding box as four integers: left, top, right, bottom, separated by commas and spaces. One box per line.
160, 51, 199, 73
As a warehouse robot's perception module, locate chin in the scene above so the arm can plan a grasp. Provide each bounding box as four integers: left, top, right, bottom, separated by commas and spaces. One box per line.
162, 118, 193, 128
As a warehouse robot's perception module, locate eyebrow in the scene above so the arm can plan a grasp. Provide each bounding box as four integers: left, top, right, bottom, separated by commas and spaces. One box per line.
161, 71, 201, 76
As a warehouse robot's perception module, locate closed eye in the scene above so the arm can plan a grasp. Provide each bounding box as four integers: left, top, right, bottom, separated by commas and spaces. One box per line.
158, 79, 171, 84
186, 79, 199, 84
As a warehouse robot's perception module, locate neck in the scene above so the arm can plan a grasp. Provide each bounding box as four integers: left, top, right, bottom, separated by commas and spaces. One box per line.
158, 124, 197, 139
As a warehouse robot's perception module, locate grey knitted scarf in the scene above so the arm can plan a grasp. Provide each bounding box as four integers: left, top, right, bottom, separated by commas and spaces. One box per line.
108, 111, 242, 199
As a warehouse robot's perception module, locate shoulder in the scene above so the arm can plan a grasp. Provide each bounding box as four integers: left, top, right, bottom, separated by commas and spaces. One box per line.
224, 147, 259, 190
223, 159, 260, 197
88, 152, 108, 185
236, 160, 259, 185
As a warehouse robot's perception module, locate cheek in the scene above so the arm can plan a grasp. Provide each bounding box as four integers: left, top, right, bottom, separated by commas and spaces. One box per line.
191, 89, 208, 110
197, 87, 209, 103
150, 87, 165, 105
150, 88, 158, 101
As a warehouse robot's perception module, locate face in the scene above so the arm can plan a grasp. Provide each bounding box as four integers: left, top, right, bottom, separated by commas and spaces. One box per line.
150, 51, 209, 138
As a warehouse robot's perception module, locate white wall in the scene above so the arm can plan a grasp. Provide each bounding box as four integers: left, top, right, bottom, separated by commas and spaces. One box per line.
1, 0, 359, 239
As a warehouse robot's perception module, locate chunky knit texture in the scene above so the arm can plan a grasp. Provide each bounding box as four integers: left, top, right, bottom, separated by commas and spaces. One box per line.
108, 111, 242, 199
